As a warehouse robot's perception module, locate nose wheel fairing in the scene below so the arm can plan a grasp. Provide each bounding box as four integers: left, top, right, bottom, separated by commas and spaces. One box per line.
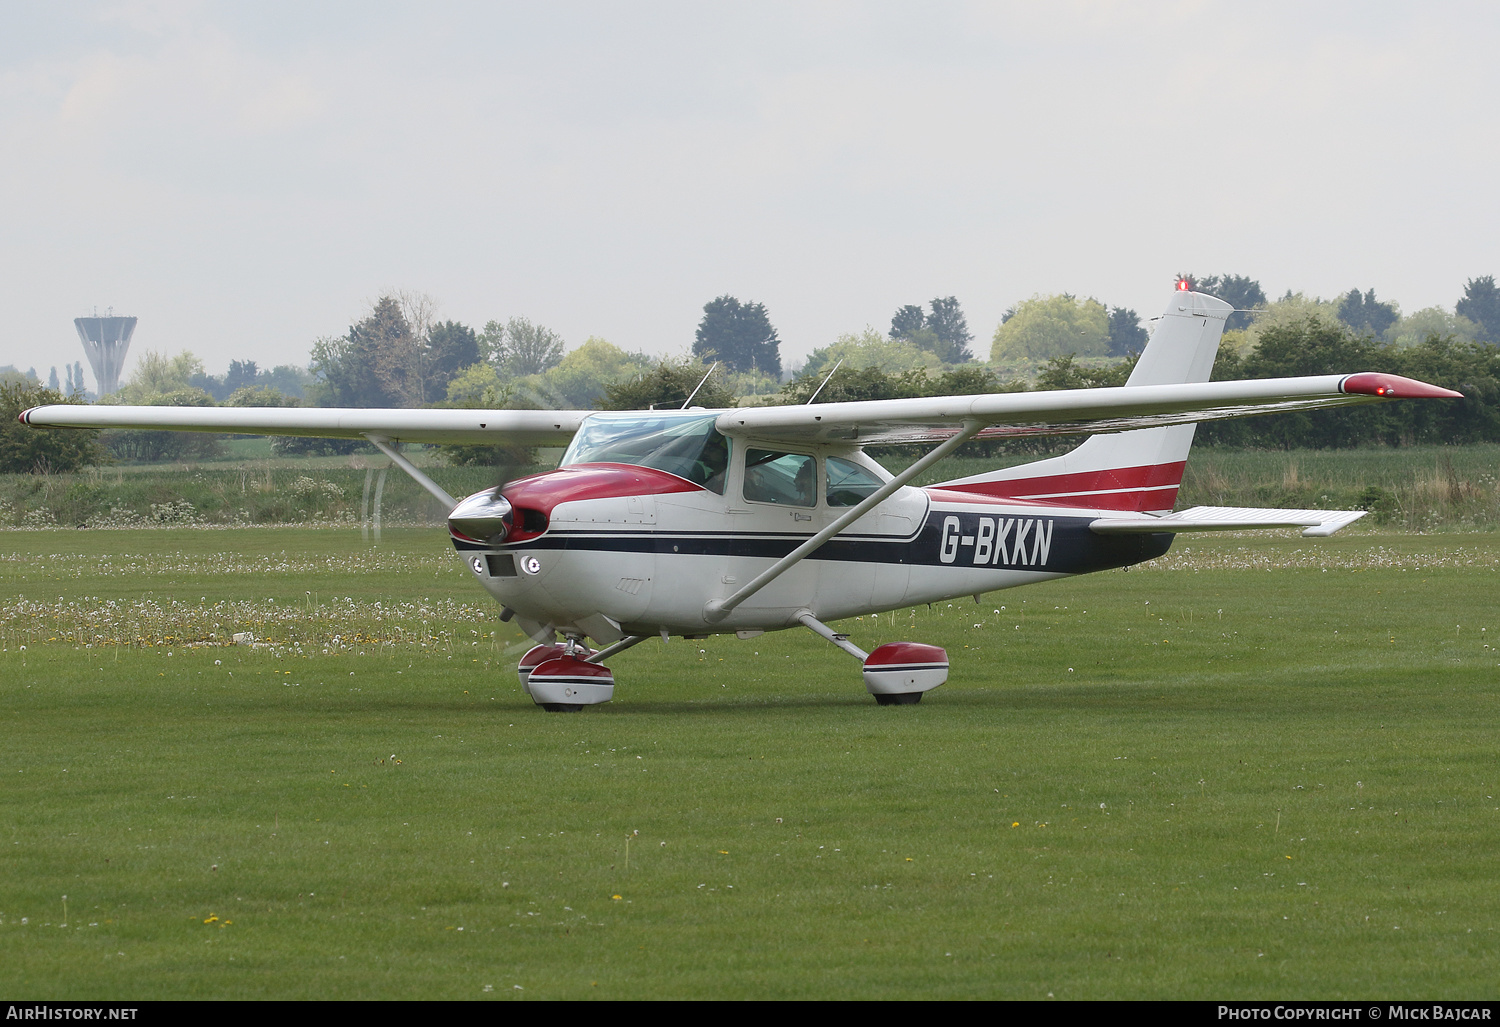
524, 652, 615, 712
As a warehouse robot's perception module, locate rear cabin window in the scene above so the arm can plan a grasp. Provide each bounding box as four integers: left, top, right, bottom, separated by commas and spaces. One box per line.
825, 456, 884, 507
743, 449, 816, 507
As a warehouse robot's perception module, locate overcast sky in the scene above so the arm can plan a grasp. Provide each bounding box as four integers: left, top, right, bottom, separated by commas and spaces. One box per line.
3, 1, 1498, 387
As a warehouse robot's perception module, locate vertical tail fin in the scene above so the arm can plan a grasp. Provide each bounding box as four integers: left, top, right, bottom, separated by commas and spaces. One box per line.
935, 288, 1233, 514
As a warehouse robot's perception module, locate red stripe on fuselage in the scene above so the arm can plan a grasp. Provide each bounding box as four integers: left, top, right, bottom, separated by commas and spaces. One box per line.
935, 462, 1185, 512
923, 488, 1061, 508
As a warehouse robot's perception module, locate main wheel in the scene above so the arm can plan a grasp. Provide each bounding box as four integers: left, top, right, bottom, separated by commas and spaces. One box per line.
540, 702, 584, 712
874, 691, 923, 706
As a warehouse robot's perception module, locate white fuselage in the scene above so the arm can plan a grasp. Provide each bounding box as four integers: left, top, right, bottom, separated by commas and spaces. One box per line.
452, 444, 1171, 644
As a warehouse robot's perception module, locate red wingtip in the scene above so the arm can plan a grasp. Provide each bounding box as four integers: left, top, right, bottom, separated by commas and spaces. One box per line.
1341, 373, 1463, 400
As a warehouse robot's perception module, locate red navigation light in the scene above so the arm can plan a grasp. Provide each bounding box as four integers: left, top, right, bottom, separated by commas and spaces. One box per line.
1341, 372, 1462, 400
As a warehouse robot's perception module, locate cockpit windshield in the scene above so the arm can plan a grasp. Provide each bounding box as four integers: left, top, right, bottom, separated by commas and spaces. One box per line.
561, 412, 730, 494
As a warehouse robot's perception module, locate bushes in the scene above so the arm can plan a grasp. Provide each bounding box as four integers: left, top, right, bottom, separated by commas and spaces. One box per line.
100, 388, 224, 463
0, 380, 105, 473
0, 463, 530, 529
1201, 320, 1500, 448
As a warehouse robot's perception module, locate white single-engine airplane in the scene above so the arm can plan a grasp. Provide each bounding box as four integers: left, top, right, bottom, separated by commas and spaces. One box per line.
23, 285, 1462, 710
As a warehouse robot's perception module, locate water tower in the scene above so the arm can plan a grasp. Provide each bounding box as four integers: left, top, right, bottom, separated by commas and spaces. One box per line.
73, 310, 136, 395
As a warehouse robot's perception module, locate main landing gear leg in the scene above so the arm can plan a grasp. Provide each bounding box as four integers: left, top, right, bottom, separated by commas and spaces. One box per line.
795, 611, 949, 706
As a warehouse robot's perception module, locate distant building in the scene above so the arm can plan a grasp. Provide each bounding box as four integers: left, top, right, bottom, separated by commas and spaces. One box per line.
74, 314, 137, 396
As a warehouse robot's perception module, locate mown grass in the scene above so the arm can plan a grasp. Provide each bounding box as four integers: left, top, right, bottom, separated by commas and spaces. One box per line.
1, 527, 1497, 999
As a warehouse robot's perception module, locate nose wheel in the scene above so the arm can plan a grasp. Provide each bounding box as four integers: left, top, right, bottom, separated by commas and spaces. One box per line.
517, 643, 591, 696
873, 691, 924, 706
525, 653, 615, 711
514, 635, 646, 711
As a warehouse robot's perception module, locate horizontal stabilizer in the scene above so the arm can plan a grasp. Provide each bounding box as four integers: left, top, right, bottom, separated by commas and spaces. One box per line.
1089, 505, 1366, 538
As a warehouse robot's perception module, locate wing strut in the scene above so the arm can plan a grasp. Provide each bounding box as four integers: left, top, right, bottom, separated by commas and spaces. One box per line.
703, 419, 983, 624
363, 434, 457, 510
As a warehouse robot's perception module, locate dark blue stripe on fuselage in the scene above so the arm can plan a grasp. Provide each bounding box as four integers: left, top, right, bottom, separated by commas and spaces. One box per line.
452, 512, 1174, 575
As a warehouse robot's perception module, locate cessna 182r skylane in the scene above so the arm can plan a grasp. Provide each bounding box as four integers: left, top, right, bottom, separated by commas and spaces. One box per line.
22, 285, 1462, 710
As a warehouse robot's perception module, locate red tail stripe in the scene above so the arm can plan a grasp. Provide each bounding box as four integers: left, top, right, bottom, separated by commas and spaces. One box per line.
942, 461, 1186, 499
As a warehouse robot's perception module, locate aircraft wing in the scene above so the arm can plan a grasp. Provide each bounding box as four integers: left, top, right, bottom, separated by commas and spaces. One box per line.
21, 371, 1459, 449
1089, 506, 1367, 538
17, 405, 589, 447
715, 372, 1461, 446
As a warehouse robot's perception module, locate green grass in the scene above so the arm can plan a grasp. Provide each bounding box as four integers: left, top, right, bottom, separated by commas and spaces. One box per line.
2, 528, 1498, 998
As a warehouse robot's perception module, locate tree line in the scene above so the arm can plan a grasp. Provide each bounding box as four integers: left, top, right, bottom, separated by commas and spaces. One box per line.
5, 272, 1500, 472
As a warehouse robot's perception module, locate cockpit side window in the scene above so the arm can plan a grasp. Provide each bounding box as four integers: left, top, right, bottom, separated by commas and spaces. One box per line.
561, 413, 730, 494
743, 449, 817, 508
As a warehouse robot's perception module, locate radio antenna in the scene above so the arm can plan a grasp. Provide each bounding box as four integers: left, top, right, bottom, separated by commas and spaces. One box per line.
680, 362, 719, 409
805, 358, 844, 404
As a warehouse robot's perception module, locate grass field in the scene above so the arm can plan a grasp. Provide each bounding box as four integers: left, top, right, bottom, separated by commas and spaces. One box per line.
2, 526, 1498, 999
